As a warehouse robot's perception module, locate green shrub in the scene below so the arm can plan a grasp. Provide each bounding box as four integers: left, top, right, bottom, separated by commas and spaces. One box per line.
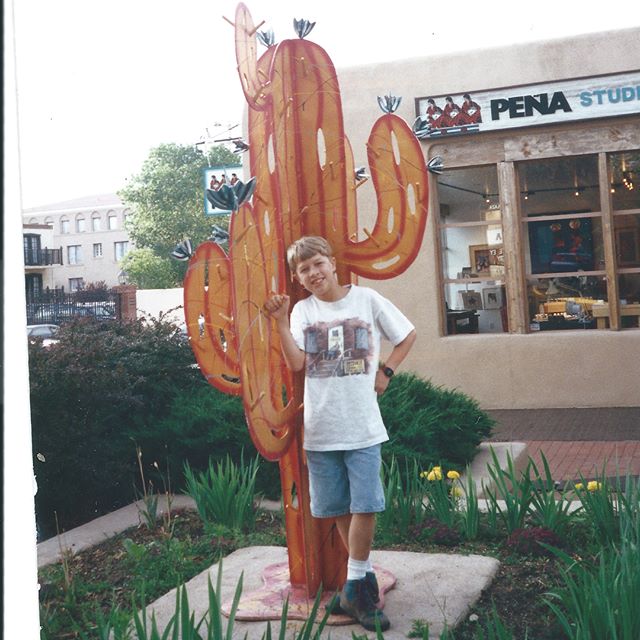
29, 317, 203, 539
132, 383, 281, 500
378, 373, 494, 470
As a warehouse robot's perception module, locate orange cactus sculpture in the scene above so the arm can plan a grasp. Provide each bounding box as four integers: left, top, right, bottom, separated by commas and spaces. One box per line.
183, 2, 429, 597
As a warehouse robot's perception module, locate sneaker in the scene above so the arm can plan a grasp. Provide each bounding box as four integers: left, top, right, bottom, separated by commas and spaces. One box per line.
339, 577, 390, 631
325, 572, 379, 615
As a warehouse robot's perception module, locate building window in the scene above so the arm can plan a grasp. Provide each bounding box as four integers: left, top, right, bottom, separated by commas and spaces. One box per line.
610, 150, 640, 328
26, 273, 43, 301
436, 165, 507, 335
24, 233, 41, 265
69, 278, 84, 292
92, 215, 102, 232
76, 216, 86, 233
520, 154, 607, 331
435, 147, 639, 334
67, 245, 83, 265
60, 217, 70, 234
93, 243, 103, 258
114, 241, 129, 260
108, 214, 118, 230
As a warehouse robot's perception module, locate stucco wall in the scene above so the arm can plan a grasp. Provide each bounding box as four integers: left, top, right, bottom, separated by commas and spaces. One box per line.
136, 287, 184, 325
337, 28, 640, 409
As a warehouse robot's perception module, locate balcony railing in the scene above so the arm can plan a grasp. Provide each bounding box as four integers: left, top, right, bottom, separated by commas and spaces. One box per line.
24, 247, 63, 266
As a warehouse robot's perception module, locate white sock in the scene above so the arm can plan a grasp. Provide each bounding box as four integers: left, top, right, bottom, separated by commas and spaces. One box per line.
347, 557, 368, 581
365, 557, 373, 573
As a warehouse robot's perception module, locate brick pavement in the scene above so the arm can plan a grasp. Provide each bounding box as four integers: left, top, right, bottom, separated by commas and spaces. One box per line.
485, 407, 640, 482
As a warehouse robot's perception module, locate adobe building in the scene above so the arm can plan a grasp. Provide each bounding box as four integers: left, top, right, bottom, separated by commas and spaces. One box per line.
337, 27, 639, 409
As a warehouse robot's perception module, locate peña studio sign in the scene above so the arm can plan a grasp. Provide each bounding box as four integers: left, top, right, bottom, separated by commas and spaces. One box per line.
414, 71, 640, 139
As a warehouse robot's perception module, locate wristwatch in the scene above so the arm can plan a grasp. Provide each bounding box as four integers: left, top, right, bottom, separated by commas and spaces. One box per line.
381, 365, 395, 379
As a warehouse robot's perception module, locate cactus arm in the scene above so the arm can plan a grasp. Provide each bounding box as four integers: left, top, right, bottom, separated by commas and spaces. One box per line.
229, 203, 300, 461
341, 113, 429, 279
183, 242, 241, 395
235, 3, 273, 111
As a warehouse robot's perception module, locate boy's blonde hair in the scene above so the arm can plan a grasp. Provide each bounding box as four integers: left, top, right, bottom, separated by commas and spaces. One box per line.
286, 236, 333, 272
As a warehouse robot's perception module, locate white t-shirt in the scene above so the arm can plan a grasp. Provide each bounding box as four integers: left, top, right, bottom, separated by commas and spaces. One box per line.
290, 285, 414, 451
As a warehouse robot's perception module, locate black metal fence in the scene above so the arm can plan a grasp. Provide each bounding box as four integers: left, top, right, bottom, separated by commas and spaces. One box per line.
26, 288, 119, 325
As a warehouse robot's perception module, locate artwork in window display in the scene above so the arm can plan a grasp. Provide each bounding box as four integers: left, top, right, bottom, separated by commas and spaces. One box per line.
528, 217, 594, 273
460, 289, 483, 310
457, 267, 476, 279
482, 286, 503, 310
469, 244, 504, 275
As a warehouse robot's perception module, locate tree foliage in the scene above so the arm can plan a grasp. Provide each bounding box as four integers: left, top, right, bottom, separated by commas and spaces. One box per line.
119, 143, 237, 286
120, 247, 179, 289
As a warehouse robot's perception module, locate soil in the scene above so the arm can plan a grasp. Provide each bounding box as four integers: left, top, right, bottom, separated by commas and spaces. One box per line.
38, 508, 569, 639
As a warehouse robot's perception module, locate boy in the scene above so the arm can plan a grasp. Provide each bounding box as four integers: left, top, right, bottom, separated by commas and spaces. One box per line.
264, 236, 416, 631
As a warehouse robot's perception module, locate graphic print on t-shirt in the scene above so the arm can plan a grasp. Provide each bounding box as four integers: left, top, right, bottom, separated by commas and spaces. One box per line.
303, 317, 373, 378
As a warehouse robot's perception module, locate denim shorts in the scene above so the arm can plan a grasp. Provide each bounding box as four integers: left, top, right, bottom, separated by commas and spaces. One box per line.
305, 444, 385, 518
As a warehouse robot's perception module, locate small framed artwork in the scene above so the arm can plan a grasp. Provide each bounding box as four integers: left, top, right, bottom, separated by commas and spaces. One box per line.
460, 289, 483, 311
469, 244, 492, 275
482, 286, 503, 310
457, 267, 475, 279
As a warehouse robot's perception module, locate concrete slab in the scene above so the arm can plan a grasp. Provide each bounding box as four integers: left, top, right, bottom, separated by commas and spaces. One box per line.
462, 442, 528, 496
139, 546, 500, 639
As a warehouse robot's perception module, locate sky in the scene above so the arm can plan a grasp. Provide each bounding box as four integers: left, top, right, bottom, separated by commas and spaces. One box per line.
4, 1, 640, 633
11, 0, 640, 209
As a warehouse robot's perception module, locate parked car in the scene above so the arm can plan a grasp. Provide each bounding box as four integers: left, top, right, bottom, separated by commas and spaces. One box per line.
27, 324, 60, 348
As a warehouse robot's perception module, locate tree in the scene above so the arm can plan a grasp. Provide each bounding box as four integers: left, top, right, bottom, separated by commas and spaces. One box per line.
119, 143, 238, 286
120, 247, 179, 289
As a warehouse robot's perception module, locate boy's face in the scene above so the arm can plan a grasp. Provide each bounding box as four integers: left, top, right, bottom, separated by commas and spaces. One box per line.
294, 253, 340, 301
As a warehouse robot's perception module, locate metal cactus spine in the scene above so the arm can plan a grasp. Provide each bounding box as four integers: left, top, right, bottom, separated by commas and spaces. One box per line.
183, 3, 429, 596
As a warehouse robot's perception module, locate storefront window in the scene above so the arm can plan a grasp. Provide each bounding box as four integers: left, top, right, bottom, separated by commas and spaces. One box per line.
609, 151, 640, 329
437, 165, 507, 335
519, 155, 607, 331
609, 151, 639, 211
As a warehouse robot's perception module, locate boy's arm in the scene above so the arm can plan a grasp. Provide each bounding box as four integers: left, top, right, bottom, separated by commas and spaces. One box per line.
375, 329, 416, 395
263, 294, 306, 372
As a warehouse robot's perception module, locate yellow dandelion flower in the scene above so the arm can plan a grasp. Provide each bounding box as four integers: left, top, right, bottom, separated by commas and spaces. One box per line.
574, 483, 584, 490
447, 470, 460, 480
419, 471, 428, 479
587, 481, 601, 492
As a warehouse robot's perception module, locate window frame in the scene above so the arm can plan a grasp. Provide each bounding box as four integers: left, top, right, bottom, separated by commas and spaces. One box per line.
427, 116, 639, 335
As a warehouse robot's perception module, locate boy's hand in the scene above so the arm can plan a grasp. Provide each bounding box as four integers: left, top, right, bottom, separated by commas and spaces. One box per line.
375, 369, 391, 396
263, 294, 291, 322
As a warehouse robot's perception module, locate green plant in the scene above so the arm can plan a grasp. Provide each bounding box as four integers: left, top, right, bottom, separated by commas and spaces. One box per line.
377, 457, 427, 541
184, 454, 262, 532
379, 373, 494, 470
29, 316, 202, 538
482, 449, 533, 534
572, 473, 619, 546
135, 382, 281, 500
544, 537, 640, 640
420, 466, 461, 528
460, 466, 480, 540
527, 453, 580, 537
